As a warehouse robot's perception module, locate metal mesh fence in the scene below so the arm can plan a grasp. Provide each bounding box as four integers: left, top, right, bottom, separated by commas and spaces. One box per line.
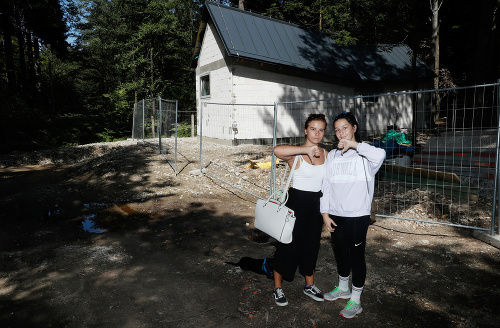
132, 98, 160, 142
132, 98, 197, 175
272, 84, 499, 232
199, 83, 499, 233
199, 103, 275, 199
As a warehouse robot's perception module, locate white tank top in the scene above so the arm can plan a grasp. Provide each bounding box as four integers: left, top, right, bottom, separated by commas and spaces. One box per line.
291, 151, 327, 192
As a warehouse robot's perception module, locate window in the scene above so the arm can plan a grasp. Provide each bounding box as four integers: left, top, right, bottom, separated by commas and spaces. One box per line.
200, 74, 210, 97
363, 96, 379, 103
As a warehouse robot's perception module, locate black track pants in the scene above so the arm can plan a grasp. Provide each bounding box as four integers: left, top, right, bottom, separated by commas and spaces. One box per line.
273, 188, 323, 281
329, 215, 370, 287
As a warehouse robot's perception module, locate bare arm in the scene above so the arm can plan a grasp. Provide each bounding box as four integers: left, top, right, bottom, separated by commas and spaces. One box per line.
274, 145, 321, 164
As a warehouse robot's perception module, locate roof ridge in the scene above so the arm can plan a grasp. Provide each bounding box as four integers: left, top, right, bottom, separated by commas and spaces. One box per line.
205, 1, 314, 31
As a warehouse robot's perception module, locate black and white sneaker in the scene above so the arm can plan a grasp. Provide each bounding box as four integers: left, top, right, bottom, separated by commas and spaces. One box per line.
303, 284, 324, 302
273, 288, 288, 306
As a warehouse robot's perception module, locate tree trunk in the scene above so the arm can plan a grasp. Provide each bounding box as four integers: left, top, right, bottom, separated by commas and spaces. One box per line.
150, 47, 154, 97
25, 28, 35, 93
470, 0, 499, 84
430, 0, 442, 124
239, 0, 244, 10
48, 59, 55, 112
14, 6, 27, 90
319, 3, 322, 31
411, 49, 418, 145
0, 1, 16, 89
33, 35, 41, 91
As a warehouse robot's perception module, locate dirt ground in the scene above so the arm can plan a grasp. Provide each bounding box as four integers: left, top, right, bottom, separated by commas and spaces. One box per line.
1, 138, 499, 328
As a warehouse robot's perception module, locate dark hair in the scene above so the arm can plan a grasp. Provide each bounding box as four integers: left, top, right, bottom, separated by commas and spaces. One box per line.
304, 113, 327, 130
333, 111, 361, 142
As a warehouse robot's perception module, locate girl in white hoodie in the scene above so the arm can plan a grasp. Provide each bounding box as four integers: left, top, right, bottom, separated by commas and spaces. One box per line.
320, 112, 385, 318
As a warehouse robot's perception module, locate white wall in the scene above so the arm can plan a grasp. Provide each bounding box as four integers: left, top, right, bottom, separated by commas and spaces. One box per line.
231, 65, 353, 104
195, 23, 429, 141
196, 23, 234, 139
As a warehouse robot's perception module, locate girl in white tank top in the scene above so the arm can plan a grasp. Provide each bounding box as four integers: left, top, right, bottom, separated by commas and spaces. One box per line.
271, 113, 329, 306
292, 150, 327, 192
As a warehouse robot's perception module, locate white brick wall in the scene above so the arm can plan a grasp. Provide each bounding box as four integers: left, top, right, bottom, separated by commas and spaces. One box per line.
198, 24, 224, 67
195, 23, 424, 140
231, 66, 353, 104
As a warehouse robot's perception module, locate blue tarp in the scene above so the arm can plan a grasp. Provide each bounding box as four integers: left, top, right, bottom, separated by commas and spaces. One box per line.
374, 130, 416, 158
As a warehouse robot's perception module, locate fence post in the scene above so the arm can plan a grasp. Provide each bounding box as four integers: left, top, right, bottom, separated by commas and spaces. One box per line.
142, 99, 145, 141
175, 100, 178, 175
191, 114, 195, 137
270, 102, 278, 198
199, 102, 203, 172
493, 125, 500, 236
497, 80, 500, 236
498, 80, 500, 235
132, 103, 136, 139
492, 80, 500, 236
158, 97, 162, 152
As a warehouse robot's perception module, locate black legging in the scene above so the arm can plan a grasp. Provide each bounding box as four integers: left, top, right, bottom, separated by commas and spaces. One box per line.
273, 188, 323, 281
330, 215, 370, 288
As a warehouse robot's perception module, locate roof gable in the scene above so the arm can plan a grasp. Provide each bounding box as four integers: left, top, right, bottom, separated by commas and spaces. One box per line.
192, 1, 433, 82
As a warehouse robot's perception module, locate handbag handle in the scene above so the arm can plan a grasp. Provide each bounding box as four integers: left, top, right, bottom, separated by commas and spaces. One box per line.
269, 155, 299, 204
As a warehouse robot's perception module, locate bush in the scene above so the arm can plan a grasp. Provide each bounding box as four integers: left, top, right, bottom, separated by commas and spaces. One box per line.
171, 121, 196, 137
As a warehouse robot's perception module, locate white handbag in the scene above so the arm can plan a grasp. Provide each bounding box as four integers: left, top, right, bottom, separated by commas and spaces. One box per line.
254, 156, 298, 244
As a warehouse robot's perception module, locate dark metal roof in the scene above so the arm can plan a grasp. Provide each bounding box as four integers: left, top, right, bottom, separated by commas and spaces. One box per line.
192, 1, 434, 82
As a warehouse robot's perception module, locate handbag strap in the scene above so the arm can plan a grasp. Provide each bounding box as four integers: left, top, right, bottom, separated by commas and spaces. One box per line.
278, 155, 299, 202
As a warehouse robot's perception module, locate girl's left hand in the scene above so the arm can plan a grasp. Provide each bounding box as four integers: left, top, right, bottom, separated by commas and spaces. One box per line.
323, 214, 336, 232
337, 139, 358, 155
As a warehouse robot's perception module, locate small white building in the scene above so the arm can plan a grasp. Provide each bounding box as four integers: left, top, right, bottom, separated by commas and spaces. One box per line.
191, 1, 434, 144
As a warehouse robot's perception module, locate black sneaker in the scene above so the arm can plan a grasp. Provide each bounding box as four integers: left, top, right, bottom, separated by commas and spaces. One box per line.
303, 284, 324, 302
273, 288, 288, 306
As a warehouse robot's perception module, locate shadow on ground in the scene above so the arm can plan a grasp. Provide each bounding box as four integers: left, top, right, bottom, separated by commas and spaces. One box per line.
1, 143, 499, 327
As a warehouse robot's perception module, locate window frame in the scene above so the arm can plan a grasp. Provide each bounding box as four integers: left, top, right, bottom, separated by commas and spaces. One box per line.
362, 95, 380, 104
200, 73, 210, 98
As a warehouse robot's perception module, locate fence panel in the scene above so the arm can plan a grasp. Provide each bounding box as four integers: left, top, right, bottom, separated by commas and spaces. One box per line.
273, 83, 499, 232
132, 98, 160, 143
134, 83, 499, 233
157, 99, 178, 172
199, 102, 275, 199
132, 98, 199, 175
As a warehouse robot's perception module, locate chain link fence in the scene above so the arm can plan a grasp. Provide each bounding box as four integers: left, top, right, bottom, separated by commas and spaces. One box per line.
199, 82, 500, 234
132, 98, 197, 175
132, 83, 499, 234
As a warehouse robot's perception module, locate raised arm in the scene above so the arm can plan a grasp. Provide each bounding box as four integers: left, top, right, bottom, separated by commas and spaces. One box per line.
274, 145, 321, 165
356, 143, 386, 173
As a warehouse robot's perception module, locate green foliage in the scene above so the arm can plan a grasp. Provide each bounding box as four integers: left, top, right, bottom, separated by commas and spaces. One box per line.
172, 121, 196, 138
1, 0, 499, 153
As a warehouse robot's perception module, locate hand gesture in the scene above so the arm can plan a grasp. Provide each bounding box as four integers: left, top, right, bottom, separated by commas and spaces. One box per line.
307, 145, 321, 164
337, 139, 358, 155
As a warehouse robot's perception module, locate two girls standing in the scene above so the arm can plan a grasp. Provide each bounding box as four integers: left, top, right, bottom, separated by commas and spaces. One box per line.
272, 112, 385, 319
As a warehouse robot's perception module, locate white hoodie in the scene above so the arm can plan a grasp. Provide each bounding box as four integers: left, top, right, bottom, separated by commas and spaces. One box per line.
320, 142, 386, 217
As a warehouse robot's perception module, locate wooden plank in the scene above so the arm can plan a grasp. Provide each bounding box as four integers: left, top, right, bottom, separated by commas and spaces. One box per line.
384, 164, 462, 184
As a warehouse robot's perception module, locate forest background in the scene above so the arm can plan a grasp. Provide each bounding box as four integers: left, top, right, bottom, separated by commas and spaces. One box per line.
0, 0, 499, 153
